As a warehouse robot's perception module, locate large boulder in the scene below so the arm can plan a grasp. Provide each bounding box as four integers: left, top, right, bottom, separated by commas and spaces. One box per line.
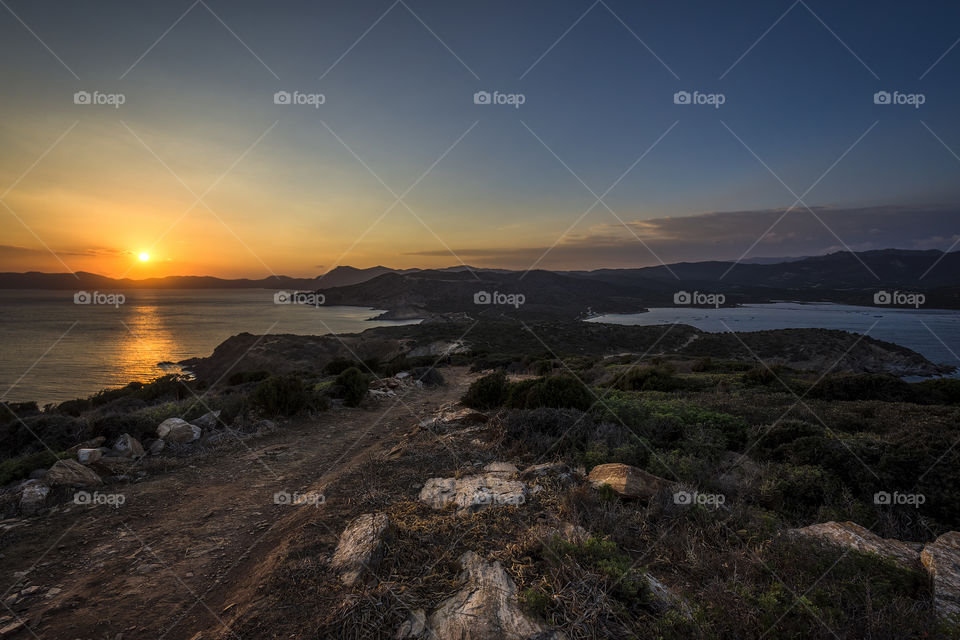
19, 482, 50, 516
587, 463, 672, 500
791, 521, 922, 570
921, 531, 960, 620
420, 464, 526, 514
156, 418, 201, 443
113, 433, 144, 459
46, 459, 102, 488
330, 513, 391, 586
427, 551, 562, 640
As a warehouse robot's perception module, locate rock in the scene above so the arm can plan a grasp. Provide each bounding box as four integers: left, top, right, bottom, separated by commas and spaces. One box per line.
482, 462, 518, 478
428, 551, 561, 640
330, 513, 391, 586
19, 482, 50, 516
46, 459, 102, 488
587, 463, 672, 499
28, 469, 47, 480
921, 531, 960, 620
157, 418, 201, 443
76, 448, 102, 465
148, 439, 165, 455
0, 620, 25, 636
396, 609, 427, 639
791, 521, 922, 570
190, 410, 221, 430
420, 469, 527, 514
113, 434, 144, 459
645, 573, 693, 620
520, 463, 578, 487
67, 436, 105, 454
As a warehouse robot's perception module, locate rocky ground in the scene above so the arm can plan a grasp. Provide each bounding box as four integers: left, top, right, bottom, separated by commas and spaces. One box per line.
0, 369, 474, 639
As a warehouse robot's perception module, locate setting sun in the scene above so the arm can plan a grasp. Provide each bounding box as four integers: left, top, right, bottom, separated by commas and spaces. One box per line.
138, 252, 150, 262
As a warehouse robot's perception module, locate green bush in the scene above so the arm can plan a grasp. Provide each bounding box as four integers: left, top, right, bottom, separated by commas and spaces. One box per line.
0, 450, 69, 486
252, 375, 312, 416
616, 363, 683, 392
506, 375, 593, 411
462, 371, 509, 410
227, 370, 269, 386
809, 373, 912, 402
335, 367, 370, 407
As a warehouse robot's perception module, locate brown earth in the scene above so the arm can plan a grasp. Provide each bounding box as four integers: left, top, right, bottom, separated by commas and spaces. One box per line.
0, 367, 476, 640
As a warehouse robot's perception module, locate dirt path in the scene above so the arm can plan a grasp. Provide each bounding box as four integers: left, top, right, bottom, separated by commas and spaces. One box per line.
0, 368, 474, 639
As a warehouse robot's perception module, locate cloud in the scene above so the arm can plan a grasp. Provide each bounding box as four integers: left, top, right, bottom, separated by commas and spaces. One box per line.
404, 204, 960, 269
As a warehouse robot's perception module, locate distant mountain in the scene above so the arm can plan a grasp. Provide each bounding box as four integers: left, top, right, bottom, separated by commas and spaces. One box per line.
2, 249, 957, 311
317, 250, 960, 315
0, 266, 414, 291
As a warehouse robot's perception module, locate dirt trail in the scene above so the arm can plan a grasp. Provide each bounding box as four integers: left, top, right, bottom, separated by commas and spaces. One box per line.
0, 368, 474, 639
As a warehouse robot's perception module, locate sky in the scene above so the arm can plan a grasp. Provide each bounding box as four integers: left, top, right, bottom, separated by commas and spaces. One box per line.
0, 0, 959, 278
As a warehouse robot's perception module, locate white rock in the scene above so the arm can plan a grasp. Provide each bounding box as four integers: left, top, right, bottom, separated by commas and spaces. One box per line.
113, 433, 144, 458
19, 482, 50, 516
921, 531, 960, 620
156, 418, 201, 443
76, 448, 102, 465
330, 513, 391, 586
46, 459, 102, 488
428, 552, 562, 640
419, 470, 527, 514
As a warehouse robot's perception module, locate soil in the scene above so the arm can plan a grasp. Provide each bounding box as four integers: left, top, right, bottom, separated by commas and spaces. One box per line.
0, 367, 475, 640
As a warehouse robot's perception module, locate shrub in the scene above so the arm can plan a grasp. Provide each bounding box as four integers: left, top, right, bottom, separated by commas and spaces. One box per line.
809, 373, 912, 402
324, 359, 355, 376
506, 375, 593, 411
462, 371, 509, 410
0, 450, 69, 486
227, 370, 269, 386
253, 375, 312, 416
913, 378, 960, 405
742, 365, 785, 387
335, 367, 369, 407
616, 363, 683, 392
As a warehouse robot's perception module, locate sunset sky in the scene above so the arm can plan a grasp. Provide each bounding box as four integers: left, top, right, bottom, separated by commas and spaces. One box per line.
1, 0, 959, 278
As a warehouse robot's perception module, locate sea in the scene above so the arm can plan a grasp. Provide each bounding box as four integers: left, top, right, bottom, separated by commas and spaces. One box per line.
0, 289, 419, 405
587, 302, 960, 379
2, 294, 958, 406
